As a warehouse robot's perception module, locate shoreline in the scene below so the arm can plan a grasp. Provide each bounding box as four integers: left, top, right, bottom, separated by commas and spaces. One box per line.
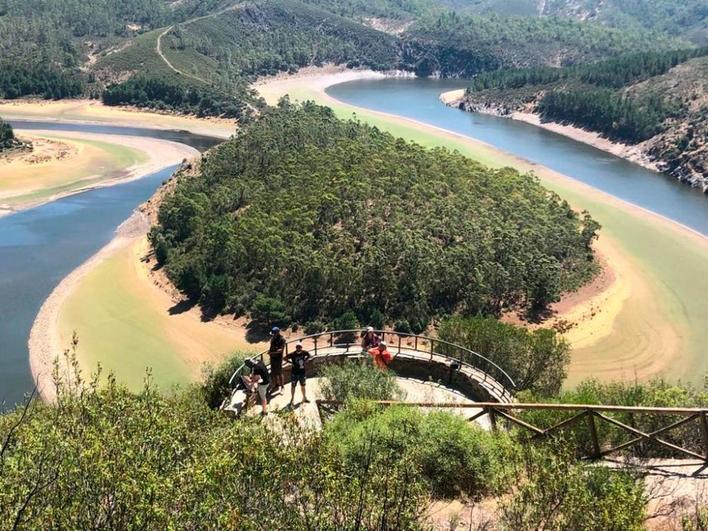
255, 67, 708, 384
262, 69, 708, 244
0, 129, 198, 218
439, 89, 659, 173
0, 99, 235, 139
28, 209, 152, 401
24, 67, 708, 397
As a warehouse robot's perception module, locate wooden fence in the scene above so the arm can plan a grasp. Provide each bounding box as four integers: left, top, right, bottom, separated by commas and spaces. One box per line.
316, 400, 708, 462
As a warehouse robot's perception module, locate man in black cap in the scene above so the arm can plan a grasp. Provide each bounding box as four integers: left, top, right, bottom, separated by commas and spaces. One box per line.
268, 326, 286, 392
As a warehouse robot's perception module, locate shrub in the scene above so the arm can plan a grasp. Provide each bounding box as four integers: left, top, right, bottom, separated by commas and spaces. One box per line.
0, 364, 429, 529
499, 442, 646, 530
517, 379, 708, 459
250, 294, 290, 328
438, 315, 569, 394
200, 353, 249, 409
332, 310, 359, 343
394, 319, 412, 334
326, 405, 515, 499
366, 308, 385, 331
320, 359, 402, 403
304, 319, 327, 335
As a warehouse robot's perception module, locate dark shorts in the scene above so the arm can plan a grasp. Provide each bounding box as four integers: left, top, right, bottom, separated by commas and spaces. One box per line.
291, 372, 306, 385
270, 353, 283, 375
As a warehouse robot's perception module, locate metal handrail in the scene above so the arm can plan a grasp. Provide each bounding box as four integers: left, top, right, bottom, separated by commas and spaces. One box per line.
227, 329, 516, 397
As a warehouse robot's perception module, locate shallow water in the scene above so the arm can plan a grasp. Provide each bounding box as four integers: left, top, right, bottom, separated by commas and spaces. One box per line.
0, 123, 219, 409
327, 78, 708, 236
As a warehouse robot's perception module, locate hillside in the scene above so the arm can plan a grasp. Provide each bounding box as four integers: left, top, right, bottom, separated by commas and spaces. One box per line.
1, 0, 687, 117
150, 101, 598, 330
457, 49, 708, 190
453, 0, 707, 45
400, 10, 684, 76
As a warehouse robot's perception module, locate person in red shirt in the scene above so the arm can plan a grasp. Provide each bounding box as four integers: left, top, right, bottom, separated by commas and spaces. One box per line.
368, 341, 392, 369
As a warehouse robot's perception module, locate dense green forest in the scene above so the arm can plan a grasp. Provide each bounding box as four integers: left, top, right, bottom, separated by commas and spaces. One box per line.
469, 47, 708, 92
101, 74, 263, 121
0, 0, 691, 116
159, 1, 402, 79
150, 102, 598, 331
401, 10, 683, 76
0, 64, 84, 100
455, 0, 707, 45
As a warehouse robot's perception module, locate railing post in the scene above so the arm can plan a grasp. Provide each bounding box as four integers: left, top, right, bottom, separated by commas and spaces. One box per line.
488, 407, 497, 432
397, 334, 401, 354
700, 412, 708, 462
586, 410, 601, 459
414, 335, 418, 351
314, 336, 318, 356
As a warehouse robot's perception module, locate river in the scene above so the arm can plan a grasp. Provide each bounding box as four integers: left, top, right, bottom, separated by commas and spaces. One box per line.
0, 123, 218, 409
3, 79, 708, 407
327, 78, 708, 236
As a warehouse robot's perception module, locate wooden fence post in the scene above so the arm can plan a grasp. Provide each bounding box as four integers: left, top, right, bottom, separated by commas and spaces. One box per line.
586, 410, 601, 459
488, 408, 497, 432
700, 412, 708, 462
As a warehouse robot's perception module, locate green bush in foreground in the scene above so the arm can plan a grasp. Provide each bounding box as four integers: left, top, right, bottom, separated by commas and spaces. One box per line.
0, 373, 429, 529
326, 403, 516, 499
200, 352, 252, 409
320, 358, 403, 403
0, 360, 658, 528
499, 442, 646, 531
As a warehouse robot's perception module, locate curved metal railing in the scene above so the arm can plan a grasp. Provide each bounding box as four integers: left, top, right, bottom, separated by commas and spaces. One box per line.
227, 329, 516, 402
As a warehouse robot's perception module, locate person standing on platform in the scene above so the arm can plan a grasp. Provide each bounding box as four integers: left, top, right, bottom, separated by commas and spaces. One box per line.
287, 341, 311, 406
269, 326, 286, 392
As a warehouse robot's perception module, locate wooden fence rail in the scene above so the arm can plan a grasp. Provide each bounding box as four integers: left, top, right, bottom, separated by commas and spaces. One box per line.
316, 400, 708, 462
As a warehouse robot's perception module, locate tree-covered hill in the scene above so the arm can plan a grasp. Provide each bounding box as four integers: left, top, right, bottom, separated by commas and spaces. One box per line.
400, 10, 684, 76
0, 0, 690, 115
458, 48, 708, 189
450, 0, 707, 45
150, 101, 598, 331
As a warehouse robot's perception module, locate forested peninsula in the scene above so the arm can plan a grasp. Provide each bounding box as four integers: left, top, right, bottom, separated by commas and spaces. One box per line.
454, 48, 708, 190
150, 101, 599, 332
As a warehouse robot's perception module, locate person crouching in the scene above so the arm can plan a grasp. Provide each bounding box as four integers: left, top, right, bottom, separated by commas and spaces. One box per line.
242, 358, 270, 416
369, 341, 392, 369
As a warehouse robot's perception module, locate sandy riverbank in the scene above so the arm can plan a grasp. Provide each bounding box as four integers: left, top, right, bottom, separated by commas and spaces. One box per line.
439, 89, 659, 172
29, 201, 268, 400
0, 99, 235, 139
255, 67, 708, 385
0, 129, 197, 217
27, 66, 708, 397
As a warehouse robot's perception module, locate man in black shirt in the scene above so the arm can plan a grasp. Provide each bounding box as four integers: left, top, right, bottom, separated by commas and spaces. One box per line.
269, 326, 286, 392
286, 341, 311, 406
243, 358, 270, 416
